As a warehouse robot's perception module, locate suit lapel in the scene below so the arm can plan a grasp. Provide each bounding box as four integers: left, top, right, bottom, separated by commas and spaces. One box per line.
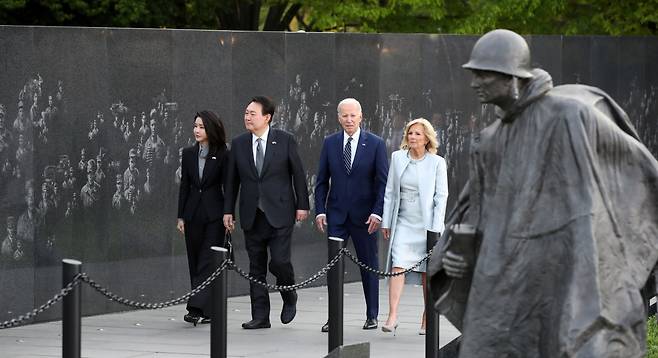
397, 149, 411, 182
337, 132, 347, 174
200, 148, 218, 186
260, 128, 276, 177
350, 130, 368, 174
192, 143, 202, 186
245, 134, 259, 179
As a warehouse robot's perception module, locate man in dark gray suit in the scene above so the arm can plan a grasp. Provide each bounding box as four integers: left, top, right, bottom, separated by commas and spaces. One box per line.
224, 96, 309, 329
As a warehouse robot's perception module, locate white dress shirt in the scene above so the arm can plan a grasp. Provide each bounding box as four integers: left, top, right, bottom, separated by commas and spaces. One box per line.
252, 125, 270, 166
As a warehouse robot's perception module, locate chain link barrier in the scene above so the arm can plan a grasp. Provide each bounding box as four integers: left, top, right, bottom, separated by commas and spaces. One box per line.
80, 259, 231, 309
230, 247, 348, 291
0, 246, 433, 328
0, 274, 83, 329
344, 249, 433, 277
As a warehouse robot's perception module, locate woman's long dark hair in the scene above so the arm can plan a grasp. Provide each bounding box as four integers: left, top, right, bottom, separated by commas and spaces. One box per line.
195, 110, 227, 156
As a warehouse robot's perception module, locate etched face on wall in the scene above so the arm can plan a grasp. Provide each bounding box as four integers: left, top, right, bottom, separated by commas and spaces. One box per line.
6, 216, 16, 237
150, 119, 157, 137
25, 186, 34, 208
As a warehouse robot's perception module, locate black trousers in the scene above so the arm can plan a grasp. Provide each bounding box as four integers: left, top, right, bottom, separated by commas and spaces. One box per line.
184, 213, 225, 317
244, 209, 296, 320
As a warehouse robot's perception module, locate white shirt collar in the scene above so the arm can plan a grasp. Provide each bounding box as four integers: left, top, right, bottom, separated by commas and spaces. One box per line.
343, 127, 361, 146
252, 125, 270, 145
252, 126, 270, 164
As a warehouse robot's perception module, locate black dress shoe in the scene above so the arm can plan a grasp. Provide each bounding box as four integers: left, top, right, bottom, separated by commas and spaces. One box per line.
184, 313, 201, 327
242, 319, 271, 329
321, 321, 329, 333
363, 318, 378, 330
200, 317, 211, 324
280, 292, 298, 324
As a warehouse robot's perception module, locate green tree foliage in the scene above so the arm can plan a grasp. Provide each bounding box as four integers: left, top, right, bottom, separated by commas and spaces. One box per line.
295, 0, 446, 33
649, 316, 658, 358
444, 0, 658, 35
0, 0, 656, 35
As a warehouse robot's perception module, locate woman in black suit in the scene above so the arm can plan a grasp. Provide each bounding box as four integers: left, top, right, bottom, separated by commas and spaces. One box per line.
177, 110, 228, 325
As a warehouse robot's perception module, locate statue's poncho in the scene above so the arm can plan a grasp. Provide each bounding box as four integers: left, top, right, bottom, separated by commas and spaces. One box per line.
428, 69, 658, 357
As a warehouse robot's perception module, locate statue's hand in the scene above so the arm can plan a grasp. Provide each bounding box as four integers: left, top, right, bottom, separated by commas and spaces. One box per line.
442, 250, 469, 279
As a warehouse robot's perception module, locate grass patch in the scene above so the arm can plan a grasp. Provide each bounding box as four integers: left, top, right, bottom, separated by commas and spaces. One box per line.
648, 316, 658, 358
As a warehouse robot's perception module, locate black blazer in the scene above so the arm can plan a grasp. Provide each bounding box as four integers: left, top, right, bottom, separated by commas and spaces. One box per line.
177, 143, 227, 223
224, 128, 309, 231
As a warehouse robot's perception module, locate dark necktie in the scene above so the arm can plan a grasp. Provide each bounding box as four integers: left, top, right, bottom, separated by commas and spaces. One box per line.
344, 137, 352, 174
256, 138, 264, 175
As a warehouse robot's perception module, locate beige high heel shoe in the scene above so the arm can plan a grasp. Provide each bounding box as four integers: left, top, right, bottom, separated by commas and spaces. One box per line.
419, 312, 427, 335
381, 320, 399, 336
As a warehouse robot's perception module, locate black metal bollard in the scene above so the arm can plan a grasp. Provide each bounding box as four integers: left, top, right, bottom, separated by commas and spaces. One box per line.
210, 246, 228, 358
426, 233, 439, 358
327, 237, 345, 353
62, 259, 82, 358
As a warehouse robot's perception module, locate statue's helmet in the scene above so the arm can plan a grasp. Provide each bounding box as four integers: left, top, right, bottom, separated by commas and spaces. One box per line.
462, 29, 533, 79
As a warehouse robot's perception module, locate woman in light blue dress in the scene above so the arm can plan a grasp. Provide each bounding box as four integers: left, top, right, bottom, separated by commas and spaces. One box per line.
381, 118, 448, 334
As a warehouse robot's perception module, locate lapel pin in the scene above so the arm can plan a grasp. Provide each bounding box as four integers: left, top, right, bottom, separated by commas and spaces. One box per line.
272, 141, 277, 145
361, 143, 366, 146
211, 156, 216, 160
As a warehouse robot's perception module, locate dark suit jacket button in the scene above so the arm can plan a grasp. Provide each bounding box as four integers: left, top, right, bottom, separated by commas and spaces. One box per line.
199, 189, 202, 193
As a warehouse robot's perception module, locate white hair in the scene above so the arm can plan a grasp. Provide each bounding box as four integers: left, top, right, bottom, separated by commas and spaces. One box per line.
337, 98, 362, 114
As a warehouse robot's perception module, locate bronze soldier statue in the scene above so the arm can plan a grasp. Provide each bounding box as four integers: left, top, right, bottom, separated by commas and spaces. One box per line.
429, 29, 658, 357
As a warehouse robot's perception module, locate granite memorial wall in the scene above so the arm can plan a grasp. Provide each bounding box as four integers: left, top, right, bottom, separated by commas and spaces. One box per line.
0, 26, 656, 322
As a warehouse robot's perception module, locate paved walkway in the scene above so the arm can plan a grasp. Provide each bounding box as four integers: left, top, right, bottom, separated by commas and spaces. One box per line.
0, 282, 460, 357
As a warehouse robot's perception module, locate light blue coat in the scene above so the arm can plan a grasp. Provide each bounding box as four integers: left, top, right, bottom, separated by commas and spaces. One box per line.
381, 149, 449, 273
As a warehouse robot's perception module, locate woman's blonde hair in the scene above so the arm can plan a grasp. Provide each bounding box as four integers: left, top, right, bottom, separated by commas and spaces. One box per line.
399, 118, 439, 154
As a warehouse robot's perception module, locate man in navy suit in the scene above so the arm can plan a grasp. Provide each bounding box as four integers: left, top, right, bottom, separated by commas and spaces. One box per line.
315, 98, 388, 331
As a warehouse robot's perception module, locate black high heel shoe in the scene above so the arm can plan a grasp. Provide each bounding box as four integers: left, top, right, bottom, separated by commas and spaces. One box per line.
184, 313, 201, 326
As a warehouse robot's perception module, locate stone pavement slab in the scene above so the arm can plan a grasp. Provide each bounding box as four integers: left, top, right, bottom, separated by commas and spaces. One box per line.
0, 282, 459, 357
